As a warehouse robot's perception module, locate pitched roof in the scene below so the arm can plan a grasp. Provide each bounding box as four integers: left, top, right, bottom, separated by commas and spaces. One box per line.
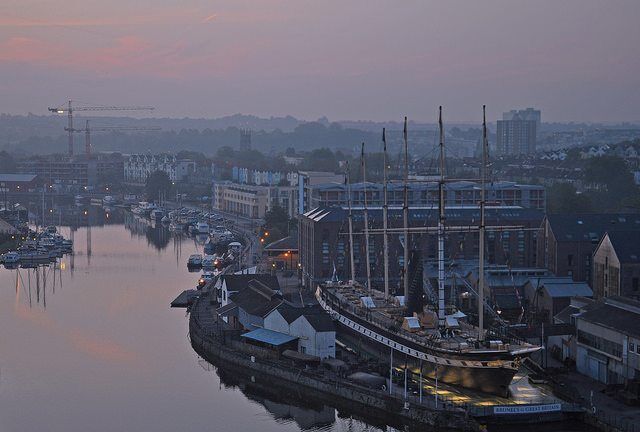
275, 304, 305, 323
273, 304, 335, 332
547, 213, 640, 242
222, 274, 280, 292
300, 309, 335, 332
230, 282, 283, 318
606, 230, 640, 263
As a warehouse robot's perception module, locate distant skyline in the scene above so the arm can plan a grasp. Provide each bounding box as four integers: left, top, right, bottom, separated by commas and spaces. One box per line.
1, 0, 639, 123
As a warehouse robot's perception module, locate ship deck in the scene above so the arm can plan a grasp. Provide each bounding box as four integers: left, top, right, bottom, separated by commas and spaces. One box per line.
327, 285, 513, 354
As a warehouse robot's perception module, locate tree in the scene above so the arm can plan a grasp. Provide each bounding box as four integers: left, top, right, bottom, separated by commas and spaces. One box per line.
263, 205, 293, 241
145, 170, 173, 202
584, 156, 639, 210
547, 182, 593, 214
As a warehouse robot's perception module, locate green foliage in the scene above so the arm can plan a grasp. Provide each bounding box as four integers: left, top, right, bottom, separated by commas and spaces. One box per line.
263, 205, 294, 242
0, 151, 16, 173
301, 148, 339, 172
547, 182, 593, 214
145, 170, 173, 202
584, 156, 639, 210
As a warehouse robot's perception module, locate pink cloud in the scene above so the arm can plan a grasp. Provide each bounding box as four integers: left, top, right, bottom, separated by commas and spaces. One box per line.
0, 34, 254, 79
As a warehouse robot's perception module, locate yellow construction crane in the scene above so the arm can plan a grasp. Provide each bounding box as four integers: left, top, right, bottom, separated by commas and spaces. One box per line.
48, 100, 154, 156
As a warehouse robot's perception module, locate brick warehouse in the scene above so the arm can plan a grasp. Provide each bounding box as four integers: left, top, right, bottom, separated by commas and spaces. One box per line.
299, 206, 544, 290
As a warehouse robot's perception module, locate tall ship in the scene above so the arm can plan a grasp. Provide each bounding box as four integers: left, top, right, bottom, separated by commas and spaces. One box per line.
315, 107, 540, 397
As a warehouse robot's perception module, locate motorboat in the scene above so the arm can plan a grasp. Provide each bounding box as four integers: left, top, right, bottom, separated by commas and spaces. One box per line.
3, 251, 20, 264
187, 254, 203, 268
102, 195, 117, 206
202, 254, 218, 270
150, 208, 166, 221
196, 221, 209, 234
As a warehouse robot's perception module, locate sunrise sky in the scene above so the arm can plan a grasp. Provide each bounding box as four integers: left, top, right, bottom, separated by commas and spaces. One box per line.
1, 0, 639, 122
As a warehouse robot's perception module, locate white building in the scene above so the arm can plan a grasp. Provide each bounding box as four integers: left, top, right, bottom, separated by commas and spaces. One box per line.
124, 154, 195, 183
264, 304, 336, 359
574, 296, 640, 384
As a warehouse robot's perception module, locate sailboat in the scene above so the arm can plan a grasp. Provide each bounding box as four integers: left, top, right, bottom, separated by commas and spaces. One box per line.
315, 107, 540, 396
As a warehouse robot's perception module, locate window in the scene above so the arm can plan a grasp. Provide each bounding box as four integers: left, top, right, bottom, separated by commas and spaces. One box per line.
568, 254, 573, 267
633, 278, 639, 292
631, 342, 636, 353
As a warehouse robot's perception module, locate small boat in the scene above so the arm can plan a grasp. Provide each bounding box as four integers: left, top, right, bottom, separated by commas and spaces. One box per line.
18, 249, 50, 262
196, 222, 209, 234
204, 241, 215, 255
102, 195, 117, 206
187, 254, 203, 268
150, 208, 165, 221
202, 254, 218, 270
3, 251, 20, 264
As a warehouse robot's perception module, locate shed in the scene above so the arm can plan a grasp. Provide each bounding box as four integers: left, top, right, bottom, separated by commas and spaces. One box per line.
240, 328, 298, 352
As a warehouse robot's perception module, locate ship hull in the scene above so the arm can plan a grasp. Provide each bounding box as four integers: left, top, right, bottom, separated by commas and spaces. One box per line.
317, 287, 518, 397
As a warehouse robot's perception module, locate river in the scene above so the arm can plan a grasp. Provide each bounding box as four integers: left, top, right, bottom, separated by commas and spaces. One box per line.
0, 207, 593, 432
0, 208, 406, 432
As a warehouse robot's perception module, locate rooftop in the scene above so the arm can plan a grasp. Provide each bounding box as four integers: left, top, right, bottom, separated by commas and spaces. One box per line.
240, 328, 298, 346
528, 277, 593, 298
547, 213, 640, 242
264, 235, 298, 252
605, 230, 640, 263
0, 174, 37, 182
222, 274, 280, 293
302, 206, 543, 224
578, 296, 640, 339
273, 304, 335, 332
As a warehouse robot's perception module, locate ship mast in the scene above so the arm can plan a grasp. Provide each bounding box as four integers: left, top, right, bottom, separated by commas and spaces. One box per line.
382, 128, 390, 298
402, 117, 410, 300
478, 105, 488, 341
346, 161, 356, 283
437, 106, 446, 327
361, 142, 372, 291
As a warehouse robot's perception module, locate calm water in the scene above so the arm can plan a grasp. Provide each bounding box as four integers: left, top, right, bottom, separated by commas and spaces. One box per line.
0, 211, 395, 432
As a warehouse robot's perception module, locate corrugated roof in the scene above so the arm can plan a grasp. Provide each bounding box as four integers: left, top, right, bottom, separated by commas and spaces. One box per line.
241, 328, 298, 346
532, 277, 593, 298
578, 298, 640, 339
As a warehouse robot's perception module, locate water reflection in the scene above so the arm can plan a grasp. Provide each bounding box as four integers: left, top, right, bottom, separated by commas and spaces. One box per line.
9, 262, 64, 309
199, 357, 413, 432
124, 212, 172, 251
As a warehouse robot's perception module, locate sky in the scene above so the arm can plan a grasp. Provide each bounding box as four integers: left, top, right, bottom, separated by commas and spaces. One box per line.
1, 0, 639, 123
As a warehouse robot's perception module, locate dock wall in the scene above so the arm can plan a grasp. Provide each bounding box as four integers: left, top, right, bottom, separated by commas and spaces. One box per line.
188, 293, 478, 431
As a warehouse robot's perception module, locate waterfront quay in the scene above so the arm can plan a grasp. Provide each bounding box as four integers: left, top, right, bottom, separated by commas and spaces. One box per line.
187, 280, 584, 430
